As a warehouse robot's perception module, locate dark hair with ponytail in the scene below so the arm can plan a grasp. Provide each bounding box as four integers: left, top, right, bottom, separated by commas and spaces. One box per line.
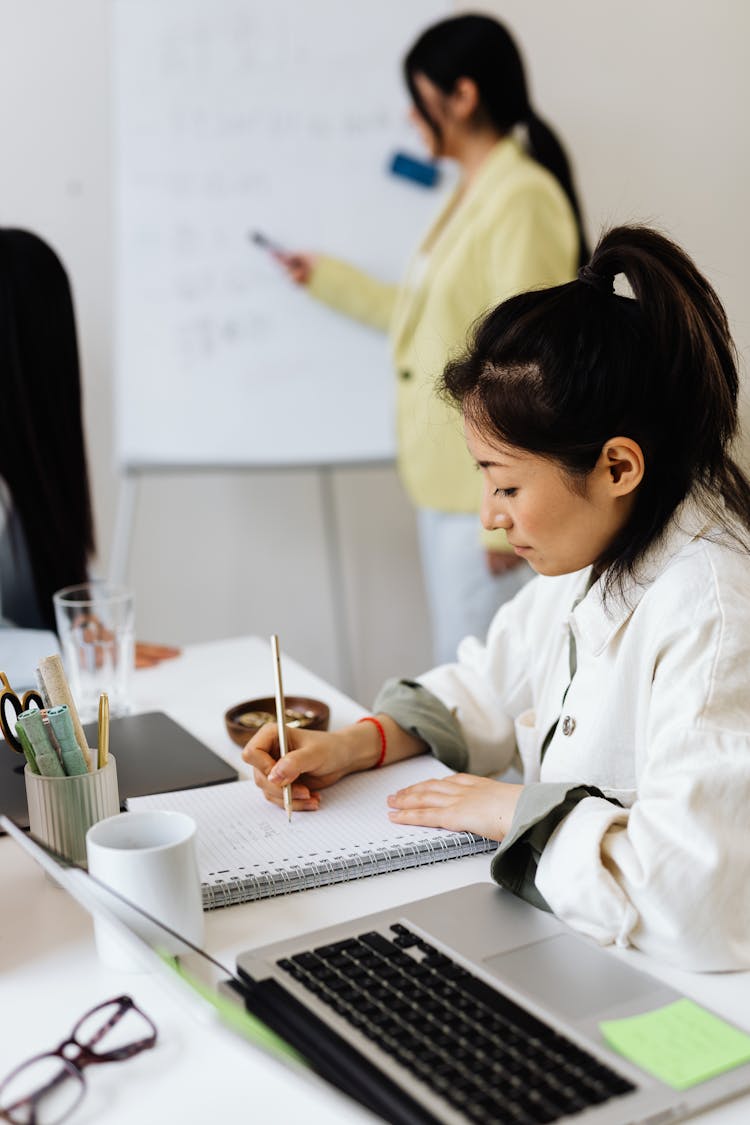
442, 224, 750, 593
404, 13, 588, 265
0, 229, 95, 629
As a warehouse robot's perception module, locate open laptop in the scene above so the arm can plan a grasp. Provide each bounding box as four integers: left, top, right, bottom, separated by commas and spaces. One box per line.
232, 887, 750, 1125
4, 816, 750, 1125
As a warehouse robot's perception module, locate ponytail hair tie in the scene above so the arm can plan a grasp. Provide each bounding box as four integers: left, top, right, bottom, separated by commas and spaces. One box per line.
577, 263, 614, 296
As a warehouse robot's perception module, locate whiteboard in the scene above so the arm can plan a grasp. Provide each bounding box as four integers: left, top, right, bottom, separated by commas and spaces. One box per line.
113, 0, 448, 468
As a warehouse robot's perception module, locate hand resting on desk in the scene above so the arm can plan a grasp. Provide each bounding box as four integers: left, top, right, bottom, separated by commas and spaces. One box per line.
135, 641, 181, 669
242, 718, 522, 840
68, 613, 180, 670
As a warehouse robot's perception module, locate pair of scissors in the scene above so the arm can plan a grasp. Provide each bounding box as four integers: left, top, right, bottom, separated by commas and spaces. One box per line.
0, 672, 45, 754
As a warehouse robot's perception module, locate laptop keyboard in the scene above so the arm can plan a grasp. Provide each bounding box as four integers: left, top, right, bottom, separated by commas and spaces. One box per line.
277, 923, 635, 1125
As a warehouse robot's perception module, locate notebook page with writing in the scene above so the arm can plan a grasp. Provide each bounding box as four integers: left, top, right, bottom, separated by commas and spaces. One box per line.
127, 756, 496, 909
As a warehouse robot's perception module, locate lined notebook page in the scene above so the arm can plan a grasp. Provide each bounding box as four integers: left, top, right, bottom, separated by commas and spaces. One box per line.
127, 756, 495, 904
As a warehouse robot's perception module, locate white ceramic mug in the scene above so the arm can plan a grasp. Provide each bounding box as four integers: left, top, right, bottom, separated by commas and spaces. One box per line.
85, 810, 204, 971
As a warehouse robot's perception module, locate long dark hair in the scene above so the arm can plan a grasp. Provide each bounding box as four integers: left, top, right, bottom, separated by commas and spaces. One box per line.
404, 13, 588, 265
442, 225, 750, 592
0, 229, 95, 629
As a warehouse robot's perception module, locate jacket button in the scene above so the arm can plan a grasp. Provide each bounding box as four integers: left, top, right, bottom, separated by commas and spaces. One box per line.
399, 369, 412, 381
561, 715, 576, 737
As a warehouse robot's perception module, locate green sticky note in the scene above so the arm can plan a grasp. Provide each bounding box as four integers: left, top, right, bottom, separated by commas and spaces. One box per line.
600, 999, 750, 1090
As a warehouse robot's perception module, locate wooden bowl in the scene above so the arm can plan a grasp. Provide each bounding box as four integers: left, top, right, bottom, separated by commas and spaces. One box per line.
224, 695, 330, 747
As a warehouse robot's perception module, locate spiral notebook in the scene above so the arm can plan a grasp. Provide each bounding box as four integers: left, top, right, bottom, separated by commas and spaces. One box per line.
126, 757, 496, 909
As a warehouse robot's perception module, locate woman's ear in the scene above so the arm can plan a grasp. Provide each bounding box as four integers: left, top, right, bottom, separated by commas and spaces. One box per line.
597, 437, 645, 496
450, 77, 481, 121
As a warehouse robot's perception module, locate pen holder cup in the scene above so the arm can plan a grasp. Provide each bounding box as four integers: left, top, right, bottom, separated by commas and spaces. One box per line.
25, 756, 120, 867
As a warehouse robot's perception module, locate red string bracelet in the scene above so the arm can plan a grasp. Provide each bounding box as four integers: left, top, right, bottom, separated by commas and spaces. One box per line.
357, 716, 387, 768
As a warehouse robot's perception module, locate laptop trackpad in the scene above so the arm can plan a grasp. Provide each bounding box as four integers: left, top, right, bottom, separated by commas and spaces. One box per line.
483, 934, 659, 1021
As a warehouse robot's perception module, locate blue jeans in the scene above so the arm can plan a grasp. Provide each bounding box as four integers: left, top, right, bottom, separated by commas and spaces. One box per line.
416, 508, 532, 666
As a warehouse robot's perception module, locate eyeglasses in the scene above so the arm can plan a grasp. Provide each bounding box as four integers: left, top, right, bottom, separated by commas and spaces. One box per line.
0, 996, 157, 1125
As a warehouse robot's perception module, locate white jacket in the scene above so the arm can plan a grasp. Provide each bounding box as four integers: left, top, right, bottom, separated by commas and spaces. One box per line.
419, 503, 750, 970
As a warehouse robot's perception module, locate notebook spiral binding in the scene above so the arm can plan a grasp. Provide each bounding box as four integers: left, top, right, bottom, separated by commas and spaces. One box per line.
201, 832, 496, 911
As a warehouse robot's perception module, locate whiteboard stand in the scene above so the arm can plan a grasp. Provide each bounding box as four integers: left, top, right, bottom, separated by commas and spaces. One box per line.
108, 463, 365, 698
318, 465, 355, 696
110, 468, 139, 588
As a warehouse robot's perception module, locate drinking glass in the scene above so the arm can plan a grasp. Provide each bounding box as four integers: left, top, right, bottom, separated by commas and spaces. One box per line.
52, 582, 135, 722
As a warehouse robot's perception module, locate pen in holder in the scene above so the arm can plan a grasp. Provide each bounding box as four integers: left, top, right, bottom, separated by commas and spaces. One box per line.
25, 755, 119, 867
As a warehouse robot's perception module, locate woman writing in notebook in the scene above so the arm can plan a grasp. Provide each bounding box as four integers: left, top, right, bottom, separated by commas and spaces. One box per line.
245, 224, 750, 971
275, 14, 585, 664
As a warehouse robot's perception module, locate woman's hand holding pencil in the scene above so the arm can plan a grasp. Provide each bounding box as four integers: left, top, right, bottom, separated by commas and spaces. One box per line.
243, 711, 422, 813
243, 724, 356, 812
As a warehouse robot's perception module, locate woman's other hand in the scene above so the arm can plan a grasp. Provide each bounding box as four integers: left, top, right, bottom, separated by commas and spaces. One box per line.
275, 251, 318, 286
72, 615, 180, 670
387, 774, 522, 841
135, 642, 181, 669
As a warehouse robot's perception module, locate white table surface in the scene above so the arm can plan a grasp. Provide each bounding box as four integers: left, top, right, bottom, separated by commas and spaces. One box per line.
2, 636, 749, 1124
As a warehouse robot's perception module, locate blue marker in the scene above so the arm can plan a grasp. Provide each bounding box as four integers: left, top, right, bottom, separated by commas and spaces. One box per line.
388, 152, 440, 188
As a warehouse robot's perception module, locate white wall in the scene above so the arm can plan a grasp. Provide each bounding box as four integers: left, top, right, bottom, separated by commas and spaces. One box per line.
474, 0, 750, 448
0, 0, 432, 703
2, 1, 749, 706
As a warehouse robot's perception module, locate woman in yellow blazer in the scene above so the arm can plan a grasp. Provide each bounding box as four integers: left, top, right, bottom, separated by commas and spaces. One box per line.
279, 15, 586, 663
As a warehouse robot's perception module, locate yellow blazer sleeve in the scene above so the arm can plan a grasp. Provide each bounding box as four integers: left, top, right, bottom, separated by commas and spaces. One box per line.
307, 255, 399, 333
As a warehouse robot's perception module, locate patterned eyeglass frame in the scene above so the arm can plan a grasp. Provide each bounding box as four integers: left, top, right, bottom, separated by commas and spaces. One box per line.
0, 995, 157, 1125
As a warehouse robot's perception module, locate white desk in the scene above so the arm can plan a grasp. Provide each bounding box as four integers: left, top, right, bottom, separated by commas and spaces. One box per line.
2, 636, 749, 1124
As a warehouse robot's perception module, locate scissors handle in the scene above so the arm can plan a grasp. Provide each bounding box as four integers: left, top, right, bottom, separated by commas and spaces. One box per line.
0, 691, 24, 753
0, 689, 43, 753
